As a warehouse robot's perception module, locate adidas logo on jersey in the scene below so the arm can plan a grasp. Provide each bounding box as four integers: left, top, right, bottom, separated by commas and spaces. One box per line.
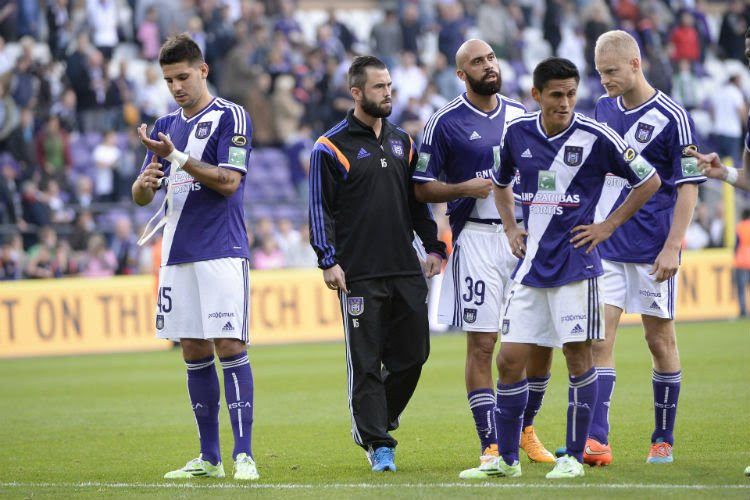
469, 131, 482, 141
222, 321, 235, 332
357, 147, 370, 159
521, 148, 533, 158
570, 323, 584, 334
649, 301, 660, 310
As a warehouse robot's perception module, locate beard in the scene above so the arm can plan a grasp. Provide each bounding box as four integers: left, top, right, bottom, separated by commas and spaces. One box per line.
361, 95, 392, 118
466, 70, 502, 96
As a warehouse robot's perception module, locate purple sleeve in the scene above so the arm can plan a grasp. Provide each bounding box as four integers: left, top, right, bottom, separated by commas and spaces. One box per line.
491, 126, 515, 186
412, 120, 447, 183
216, 108, 253, 174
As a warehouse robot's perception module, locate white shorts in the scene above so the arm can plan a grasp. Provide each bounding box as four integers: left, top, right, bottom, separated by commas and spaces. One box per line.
438, 222, 517, 332
155, 257, 250, 342
499, 279, 604, 348
601, 260, 676, 319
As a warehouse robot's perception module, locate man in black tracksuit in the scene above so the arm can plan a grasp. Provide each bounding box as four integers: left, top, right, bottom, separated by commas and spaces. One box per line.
309, 55, 446, 472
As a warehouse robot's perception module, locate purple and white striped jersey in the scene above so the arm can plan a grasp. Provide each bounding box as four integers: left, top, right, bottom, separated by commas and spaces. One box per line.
140, 97, 252, 266
412, 93, 526, 240
491, 112, 656, 288
594, 91, 705, 263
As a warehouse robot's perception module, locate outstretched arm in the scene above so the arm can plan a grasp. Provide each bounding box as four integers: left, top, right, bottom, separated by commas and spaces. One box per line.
686, 148, 750, 192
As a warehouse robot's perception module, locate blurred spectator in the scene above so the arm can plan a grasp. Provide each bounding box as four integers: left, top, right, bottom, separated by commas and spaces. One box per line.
477, 0, 519, 60
46, 0, 73, 60
284, 124, 313, 205
9, 43, 41, 110
275, 217, 300, 254
86, 0, 119, 60
21, 181, 51, 239
246, 71, 276, 146
136, 65, 172, 125
371, 9, 402, 68
0, 1, 17, 41
25, 243, 59, 279
433, 52, 463, 102
0, 84, 19, 154
92, 130, 121, 202
252, 234, 284, 269
669, 11, 701, 67
80, 233, 117, 277
137, 6, 162, 61
327, 8, 357, 53
284, 223, 317, 268
274, 0, 302, 44
437, 2, 467, 62
708, 74, 746, 168
69, 209, 96, 252
0, 157, 19, 226
543, 0, 563, 55
54, 239, 79, 277
73, 175, 95, 208
49, 89, 78, 132
0, 232, 22, 280
671, 59, 700, 111
272, 74, 304, 144
43, 179, 73, 224
718, 0, 749, 62
685, 202, 711, 250
110, 217, 139, 275
734, 208, 750, 318
399, 3, 421, 57
35, 115, 71, 188
583, 1, 613, 76
391, 51, 427, 106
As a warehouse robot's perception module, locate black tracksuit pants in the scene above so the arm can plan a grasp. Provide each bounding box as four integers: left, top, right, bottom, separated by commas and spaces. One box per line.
338, 274, 430, 450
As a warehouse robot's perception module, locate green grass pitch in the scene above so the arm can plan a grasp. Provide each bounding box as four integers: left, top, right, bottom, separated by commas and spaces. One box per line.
1, 320, 748, 499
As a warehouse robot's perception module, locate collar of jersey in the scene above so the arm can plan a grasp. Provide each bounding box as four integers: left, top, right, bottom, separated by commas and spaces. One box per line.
460, 93, 502, 119
179, 97, 218, 122
346, 109, 393, 138
535, 111, 578, 141
616, 89, 660, 114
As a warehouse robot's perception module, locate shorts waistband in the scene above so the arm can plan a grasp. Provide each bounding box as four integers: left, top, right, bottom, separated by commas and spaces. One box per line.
464, 221, 504, 232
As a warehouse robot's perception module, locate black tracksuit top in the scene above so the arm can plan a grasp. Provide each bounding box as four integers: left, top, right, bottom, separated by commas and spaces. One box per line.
309, 110, 446, 283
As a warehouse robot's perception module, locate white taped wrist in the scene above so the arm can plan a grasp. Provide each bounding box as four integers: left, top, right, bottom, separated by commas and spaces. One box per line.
165, 149, 189, 169
725, 167, 739, 185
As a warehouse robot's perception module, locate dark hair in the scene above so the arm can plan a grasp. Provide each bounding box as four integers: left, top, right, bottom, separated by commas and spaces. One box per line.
743, 208, 750, 220
533, 57, 580, 91
348, 55, 387, 89
159, 33, 204, 66
746, 26, 750, 39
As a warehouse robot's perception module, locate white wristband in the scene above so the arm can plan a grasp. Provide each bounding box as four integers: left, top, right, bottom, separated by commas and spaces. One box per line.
165, 149, 189, 169
725, 167, 739, 185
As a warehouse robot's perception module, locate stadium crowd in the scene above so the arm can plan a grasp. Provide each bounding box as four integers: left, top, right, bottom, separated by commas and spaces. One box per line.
0, 0, 748, 279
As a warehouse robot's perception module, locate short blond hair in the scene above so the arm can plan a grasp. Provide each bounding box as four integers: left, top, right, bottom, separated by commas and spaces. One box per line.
595, 30, 641, 61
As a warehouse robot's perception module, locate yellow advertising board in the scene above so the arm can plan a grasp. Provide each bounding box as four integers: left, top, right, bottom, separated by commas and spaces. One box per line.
0, 251, 744, 358
0, 270, 343, 358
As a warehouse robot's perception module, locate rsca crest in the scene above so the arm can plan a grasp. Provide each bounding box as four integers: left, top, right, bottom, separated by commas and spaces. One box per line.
564, 146, 583, 167
463, 308, 477, 324
347, 297, 364, 316
389, 139, 404, 158
635, 122, 655, 143
195, 121, 212, 139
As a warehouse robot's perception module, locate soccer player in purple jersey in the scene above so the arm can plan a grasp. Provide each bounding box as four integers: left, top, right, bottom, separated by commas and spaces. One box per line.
412, 39, 555, 478
132, 34, 257, 481
582, 30, 705, 466
491, 57, 660, 479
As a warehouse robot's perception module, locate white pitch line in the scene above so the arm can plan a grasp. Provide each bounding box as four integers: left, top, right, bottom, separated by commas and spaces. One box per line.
0, 482, 748, 491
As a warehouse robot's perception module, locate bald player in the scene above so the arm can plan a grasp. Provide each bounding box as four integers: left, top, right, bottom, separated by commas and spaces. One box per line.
412, 39, 555, 479
582, 30, 705, 465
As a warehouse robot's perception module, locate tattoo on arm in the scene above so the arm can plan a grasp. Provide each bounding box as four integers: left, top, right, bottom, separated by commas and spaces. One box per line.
192, 159, 236, 186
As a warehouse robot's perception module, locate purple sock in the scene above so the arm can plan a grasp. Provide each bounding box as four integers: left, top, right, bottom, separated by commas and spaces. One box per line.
567, 368, 598, 463
220, 352, 254, 460
651, 370, 681, 445
186, 356, 221, 465
468, 388, 497, 454
589, 367, 615, 444
523, 374, 550, 428
495, 380, 528, 466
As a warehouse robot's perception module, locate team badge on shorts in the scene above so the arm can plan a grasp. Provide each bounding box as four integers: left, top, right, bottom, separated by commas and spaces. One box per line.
156, 314, 164, 330
389, 139, 404, 158
463, 308, 477, 324
635, 122, 655, 143
564, 146, 583, 166
195, 121, 212, 139
347, 297, 364, 316
501, 319, 510, 335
